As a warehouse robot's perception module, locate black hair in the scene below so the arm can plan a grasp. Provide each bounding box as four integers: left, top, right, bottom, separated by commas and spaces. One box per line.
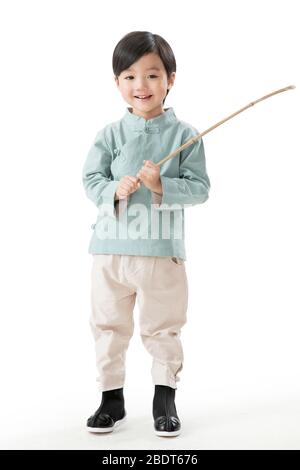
112, 31, 176, 105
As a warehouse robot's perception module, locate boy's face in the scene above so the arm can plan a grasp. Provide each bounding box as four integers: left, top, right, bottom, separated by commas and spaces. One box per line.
115, 52, 175, 120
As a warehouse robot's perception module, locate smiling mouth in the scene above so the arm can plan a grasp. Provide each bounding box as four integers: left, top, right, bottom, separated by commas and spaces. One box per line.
135, 95, 153, 100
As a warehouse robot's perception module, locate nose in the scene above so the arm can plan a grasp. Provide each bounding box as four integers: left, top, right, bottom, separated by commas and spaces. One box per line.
134, 76, 149, 91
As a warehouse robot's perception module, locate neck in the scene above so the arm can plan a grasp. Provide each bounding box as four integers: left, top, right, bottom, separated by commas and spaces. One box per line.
129, 106, 166, 120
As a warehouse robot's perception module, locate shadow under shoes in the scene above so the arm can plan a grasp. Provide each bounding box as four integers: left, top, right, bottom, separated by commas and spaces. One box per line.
153, 385, 181, 437
86, 387, 126, 433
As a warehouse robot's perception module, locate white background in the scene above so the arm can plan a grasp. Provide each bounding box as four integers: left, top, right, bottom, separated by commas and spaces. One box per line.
0, 0, 299, 450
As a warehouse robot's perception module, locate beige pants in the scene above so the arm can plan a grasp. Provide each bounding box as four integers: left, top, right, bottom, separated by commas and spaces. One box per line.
90, 254, 188, 392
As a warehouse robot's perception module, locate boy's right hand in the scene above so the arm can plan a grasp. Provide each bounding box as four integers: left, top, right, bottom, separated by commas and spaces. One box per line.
115, 176, 141, 200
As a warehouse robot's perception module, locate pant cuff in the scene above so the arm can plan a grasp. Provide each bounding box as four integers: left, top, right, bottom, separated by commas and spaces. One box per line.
151, 361, 182, 389
96, 378, 125, 392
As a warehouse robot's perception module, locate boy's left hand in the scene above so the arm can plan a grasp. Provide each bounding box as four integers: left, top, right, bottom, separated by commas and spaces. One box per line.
136, 160, 162, 193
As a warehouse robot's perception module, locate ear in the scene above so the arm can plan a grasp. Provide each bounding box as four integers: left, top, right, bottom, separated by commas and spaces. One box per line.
168, 72, 176, 90
114, 75, 120, 88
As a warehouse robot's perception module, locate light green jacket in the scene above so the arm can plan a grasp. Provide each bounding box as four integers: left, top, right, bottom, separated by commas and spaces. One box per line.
82, 107, 210, 261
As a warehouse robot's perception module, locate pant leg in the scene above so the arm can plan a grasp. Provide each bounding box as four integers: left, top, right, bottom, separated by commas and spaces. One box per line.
134, 256, 188, 390
90, 254, 136, 392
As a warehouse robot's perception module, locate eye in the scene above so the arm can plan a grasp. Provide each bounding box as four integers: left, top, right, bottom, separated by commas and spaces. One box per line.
124, 75, 158, 80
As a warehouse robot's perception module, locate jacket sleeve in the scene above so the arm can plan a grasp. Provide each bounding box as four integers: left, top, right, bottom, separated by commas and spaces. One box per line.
151, 126, 210, 210
82, 127, 121, 218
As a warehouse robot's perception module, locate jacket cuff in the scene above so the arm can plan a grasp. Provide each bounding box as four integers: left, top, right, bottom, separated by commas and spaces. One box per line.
100, 181, 123, 218
151, 176, 184, 210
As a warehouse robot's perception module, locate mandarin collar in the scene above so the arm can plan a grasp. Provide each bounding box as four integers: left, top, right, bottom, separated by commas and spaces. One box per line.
121, 106, 177, 133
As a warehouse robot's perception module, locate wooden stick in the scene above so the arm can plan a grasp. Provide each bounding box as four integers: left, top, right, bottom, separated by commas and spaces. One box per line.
155, 85, 295, 167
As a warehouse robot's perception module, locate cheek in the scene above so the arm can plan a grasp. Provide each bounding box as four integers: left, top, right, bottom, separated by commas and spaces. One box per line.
120, 84, 132, 95
153, 81, 167, 94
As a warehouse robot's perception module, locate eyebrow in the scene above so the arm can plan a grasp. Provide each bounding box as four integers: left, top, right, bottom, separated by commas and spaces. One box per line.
123, 66, 161, 72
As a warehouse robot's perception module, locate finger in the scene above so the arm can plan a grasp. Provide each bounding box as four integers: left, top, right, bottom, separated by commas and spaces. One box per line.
143, 159, 157, 167
137, 170, 146, 179
118, 184, 129, 193
131, 183, 141, 192
120, 182, 131, 192
123, 180, 136, 191
125, 177, 140, 190
125, 181, 140, 193
141, 164, 158, 175
121, 176, 135, 186
126, 175, 139, 184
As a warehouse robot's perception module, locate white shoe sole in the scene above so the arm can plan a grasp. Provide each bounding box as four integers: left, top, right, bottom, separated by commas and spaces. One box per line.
155, 428, 181, 437
86, 413, 127, 433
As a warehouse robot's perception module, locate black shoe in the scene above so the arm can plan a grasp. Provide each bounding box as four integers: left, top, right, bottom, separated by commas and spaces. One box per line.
153, 385, 181, 437
86, 387, 126, 433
